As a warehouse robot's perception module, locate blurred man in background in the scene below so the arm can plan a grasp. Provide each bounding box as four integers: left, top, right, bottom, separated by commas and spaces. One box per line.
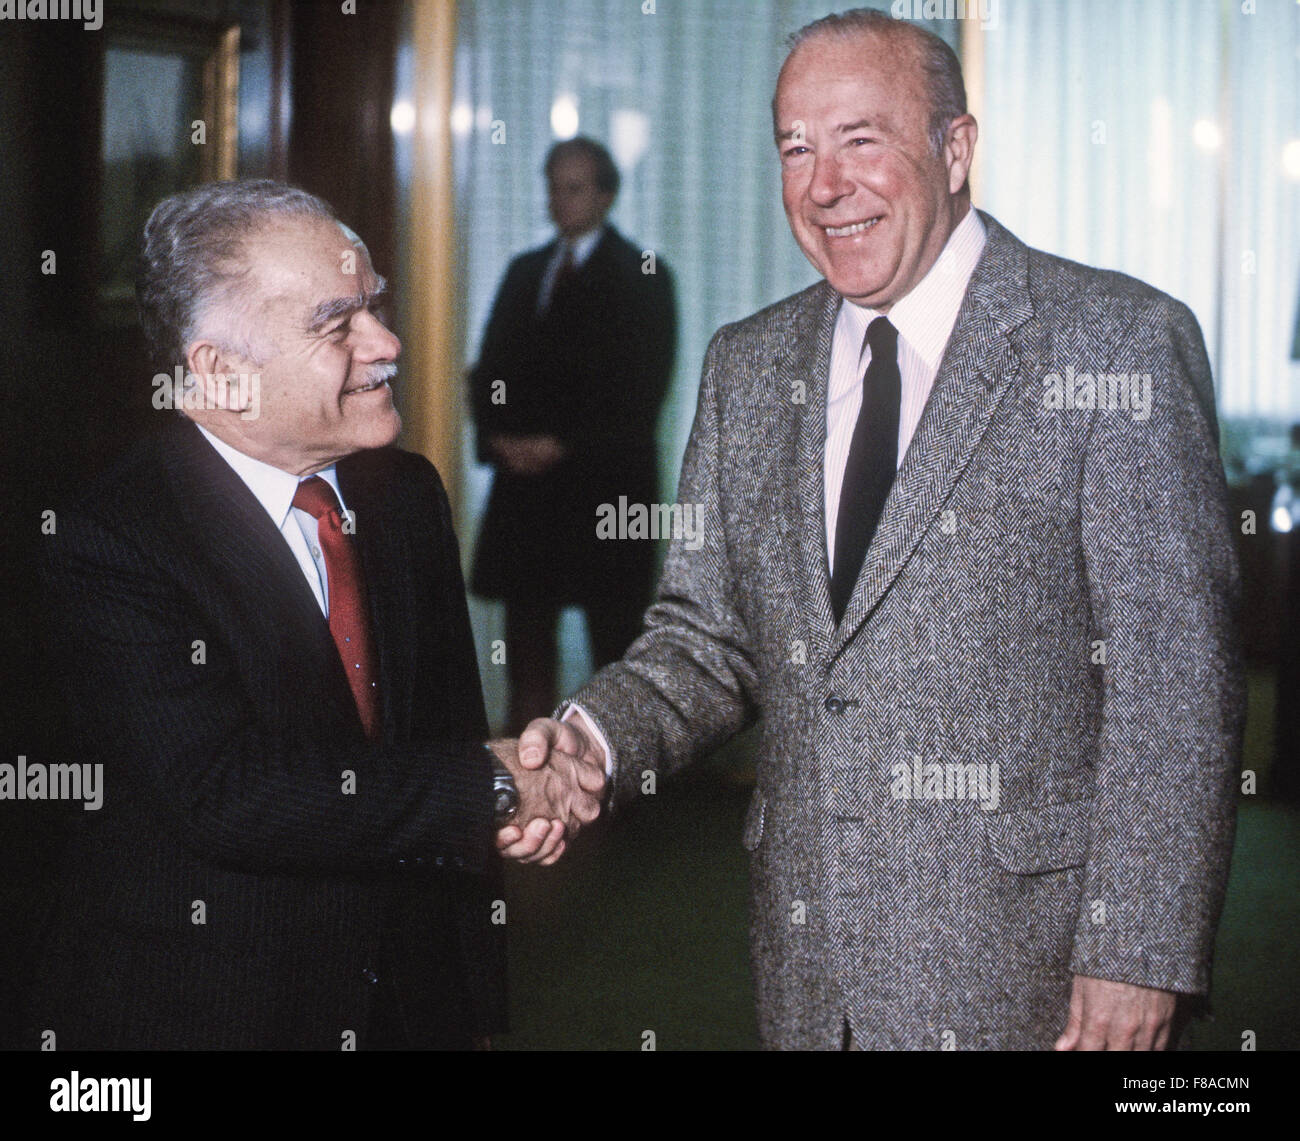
470, 137, 677, 733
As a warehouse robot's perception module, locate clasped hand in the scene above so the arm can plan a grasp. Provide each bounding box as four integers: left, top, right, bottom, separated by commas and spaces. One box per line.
489, 717, 607, 866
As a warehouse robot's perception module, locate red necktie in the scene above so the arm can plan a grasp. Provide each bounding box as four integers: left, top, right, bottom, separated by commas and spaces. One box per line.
292, 476, 381, 738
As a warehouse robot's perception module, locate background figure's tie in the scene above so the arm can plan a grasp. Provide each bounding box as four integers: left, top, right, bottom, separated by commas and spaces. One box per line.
830, 315, 902, 624
555, 242, 577, 289
292, 476, 380, 738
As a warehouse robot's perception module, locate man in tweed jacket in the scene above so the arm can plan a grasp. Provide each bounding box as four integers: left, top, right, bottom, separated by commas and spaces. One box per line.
499, 10, 1244, 1049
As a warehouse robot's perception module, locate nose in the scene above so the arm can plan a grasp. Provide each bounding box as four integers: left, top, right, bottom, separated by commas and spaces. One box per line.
354, 309, 401, 361
808, 150, 851, 208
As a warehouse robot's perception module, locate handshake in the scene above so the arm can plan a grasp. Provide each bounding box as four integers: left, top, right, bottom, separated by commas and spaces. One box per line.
487, 712, 609, 866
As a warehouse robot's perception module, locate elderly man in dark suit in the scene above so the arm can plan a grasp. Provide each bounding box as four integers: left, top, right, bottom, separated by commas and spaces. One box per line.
470, 137, 677, 734
500, 9, 1245, 1050
27, 180, 601, 1050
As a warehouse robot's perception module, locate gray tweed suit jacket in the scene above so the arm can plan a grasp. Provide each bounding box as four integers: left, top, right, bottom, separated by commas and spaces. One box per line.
564, 211, 1245, 1050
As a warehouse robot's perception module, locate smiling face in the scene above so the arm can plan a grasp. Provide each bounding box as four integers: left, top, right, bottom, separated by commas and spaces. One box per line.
189, 215, 403, 475
774, 31, 975, 312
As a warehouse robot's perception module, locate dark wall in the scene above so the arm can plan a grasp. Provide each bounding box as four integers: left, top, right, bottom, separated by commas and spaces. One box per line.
287, 0, 399, 284
6, 0, 280, 503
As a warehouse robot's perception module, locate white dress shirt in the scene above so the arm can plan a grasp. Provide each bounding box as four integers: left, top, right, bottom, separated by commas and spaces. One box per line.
536, 225, 605, 314
824, 207, 986, 575
196, 424, 347, 618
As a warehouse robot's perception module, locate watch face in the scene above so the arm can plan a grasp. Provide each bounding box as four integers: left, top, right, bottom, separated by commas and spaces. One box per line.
494, 781, 518, 821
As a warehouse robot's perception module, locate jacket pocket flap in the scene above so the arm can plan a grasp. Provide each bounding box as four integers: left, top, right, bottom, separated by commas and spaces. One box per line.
983, 798, 1092, 873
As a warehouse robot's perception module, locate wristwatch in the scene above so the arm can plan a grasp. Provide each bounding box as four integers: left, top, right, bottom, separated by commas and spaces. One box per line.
485, 745, 519, 827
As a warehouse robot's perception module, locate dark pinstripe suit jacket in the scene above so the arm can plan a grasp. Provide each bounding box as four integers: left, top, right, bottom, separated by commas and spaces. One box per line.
566, 212, 1246, 1050
28, 417, 504, 1049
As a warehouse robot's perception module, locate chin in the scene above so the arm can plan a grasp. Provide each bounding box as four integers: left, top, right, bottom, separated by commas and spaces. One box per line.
826, 277, 886, 306
349, 412, 402, 454
371, 413, 402, 449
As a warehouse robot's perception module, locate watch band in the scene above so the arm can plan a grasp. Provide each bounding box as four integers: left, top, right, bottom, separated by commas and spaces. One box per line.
485, 744, 519, 827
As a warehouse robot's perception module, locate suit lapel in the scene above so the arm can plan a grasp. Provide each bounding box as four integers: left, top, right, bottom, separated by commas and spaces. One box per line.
829, 212, 1036, 659
779, 282, 841, 663
158, 418, 349, 712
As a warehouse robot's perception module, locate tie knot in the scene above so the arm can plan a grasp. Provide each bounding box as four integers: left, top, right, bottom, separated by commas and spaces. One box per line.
865, 315, 898, 358
292, 475, 340, 520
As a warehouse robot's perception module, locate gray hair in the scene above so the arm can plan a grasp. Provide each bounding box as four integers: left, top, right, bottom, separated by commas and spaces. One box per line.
137, 179, 338, 370
782, 8, 967, 156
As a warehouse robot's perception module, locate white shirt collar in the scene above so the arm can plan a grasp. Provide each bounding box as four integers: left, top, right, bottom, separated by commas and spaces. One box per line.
837, 207, 987, 370
561, 225, 606, 268
195, 423, 346, 529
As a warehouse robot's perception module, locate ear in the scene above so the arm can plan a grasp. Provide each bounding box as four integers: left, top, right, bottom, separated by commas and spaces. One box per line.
184, 341, 256, 414
943, 113, 978, 197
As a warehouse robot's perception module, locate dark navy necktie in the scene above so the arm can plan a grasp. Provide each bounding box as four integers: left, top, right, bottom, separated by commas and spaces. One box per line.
830, 316, 901, 624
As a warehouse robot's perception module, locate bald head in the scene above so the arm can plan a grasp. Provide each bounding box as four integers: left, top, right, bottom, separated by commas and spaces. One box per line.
775, 8, 967, 157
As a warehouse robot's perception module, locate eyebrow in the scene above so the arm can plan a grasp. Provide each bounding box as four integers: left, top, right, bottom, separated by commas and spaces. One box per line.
306, 275, 388, 332
774, 117, 893, 143
835, 118, 891, 135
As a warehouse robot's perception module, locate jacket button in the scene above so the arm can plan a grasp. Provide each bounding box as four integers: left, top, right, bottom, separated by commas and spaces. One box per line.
397, 857, 407, 867
363, 968, 379, 984
434, 855, 445, 868
825, 696, 844, 715
413, 856, 425, 867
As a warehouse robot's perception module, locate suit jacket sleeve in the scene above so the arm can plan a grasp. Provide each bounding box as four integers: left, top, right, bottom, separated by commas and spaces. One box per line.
1069, 297, 1245, 995
562, 323, 758, 808
42, 472, 497, 878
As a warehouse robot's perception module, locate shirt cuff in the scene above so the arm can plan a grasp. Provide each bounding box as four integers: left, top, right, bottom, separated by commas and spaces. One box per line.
560, 702, 613, 777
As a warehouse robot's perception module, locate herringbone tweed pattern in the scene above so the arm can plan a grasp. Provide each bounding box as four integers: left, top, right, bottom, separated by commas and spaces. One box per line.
567, 213, 1245, 1050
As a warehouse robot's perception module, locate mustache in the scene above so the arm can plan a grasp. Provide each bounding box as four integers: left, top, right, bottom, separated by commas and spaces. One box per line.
363, 363, 398, 385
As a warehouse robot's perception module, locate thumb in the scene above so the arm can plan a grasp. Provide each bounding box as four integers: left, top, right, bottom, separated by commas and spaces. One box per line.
1054, 979, 1084, 1050
518, 718, 560, 769
573, 753, 607, 795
